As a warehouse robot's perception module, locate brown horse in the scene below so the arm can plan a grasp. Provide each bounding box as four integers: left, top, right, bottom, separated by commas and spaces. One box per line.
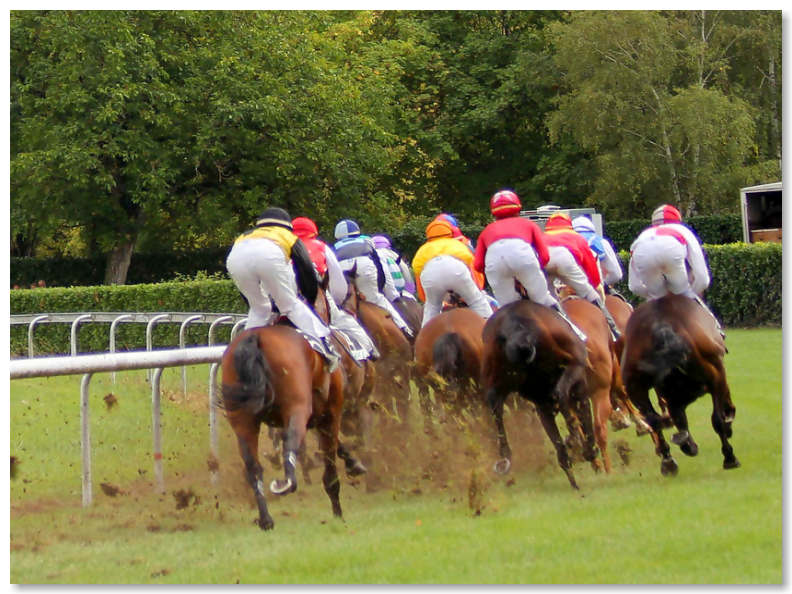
220, 325, 347, 530
620, 294, 738, 476
393, 296, 424, 341
481, 299, 597, 489
340, 266, 413, 420
562, 297, 620, 473
413, 307, 487, 416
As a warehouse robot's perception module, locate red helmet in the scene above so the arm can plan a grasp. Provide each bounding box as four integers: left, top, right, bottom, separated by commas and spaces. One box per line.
651, 204, 682, 226
544, 212, 573, 232
292, 216, 319, 239
490, 190, 522, 219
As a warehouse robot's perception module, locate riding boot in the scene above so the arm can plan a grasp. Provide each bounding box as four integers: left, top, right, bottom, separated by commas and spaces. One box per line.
596, 301, 622, 341
693, 295, 726, 339
319, 337, 341, 372
550, 302, 588, 342
368, 343, 381, 361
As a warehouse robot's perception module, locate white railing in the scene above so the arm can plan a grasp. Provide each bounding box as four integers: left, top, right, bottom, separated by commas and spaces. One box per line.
10, 346, 229, 508
11, 311, 247, 393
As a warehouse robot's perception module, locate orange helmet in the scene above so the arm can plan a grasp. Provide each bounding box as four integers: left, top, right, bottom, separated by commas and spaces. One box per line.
651, 204, 682, 226
490, 190, 522, 219
291, 216, 319, 239
544, 212, 573, 232
425, 219, 454, 240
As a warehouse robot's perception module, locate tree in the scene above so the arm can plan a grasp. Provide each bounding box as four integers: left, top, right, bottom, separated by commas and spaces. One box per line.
11, 11, 410, 282
546, 10, 765, 219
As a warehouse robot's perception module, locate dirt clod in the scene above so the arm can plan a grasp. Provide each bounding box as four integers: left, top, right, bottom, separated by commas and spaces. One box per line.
100, 482, 124, 497
172, 488, 199, 510
103, 393, 118, 410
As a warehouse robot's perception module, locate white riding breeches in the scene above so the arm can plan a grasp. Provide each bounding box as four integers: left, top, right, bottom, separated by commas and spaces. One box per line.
339, 256, 410, 330
545, 246, 601, 304
629, 235, 695, 300
226, 238, 330, 339
484, 238, 558, 308
419, 255, 493, 326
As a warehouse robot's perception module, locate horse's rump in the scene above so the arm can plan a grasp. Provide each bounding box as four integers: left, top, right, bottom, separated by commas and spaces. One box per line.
221, 333, 275, 415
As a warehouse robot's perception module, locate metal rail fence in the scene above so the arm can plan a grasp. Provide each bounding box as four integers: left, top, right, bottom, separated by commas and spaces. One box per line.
10, 311, 250, 507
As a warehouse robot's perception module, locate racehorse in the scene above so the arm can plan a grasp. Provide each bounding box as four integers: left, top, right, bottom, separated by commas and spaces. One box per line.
413, 307, 487, 418
341, 264, 413, 415
220, 325, 347, 530
562, 297, 619, 473
620, 294, 739, 476
481, 299, 597, 489
393, 296, 424, 342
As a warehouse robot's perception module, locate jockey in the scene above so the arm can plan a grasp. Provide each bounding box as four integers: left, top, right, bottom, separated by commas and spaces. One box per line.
571, 215, 624, 289
412, 218, 493, 327
225, 207, 340, 371
544, 212, 622, 340
628, 204, 723, 335
292, 216, 380, 362
333, 219, 414, 338
371, 233, 417, 299
473, 190, 587, 342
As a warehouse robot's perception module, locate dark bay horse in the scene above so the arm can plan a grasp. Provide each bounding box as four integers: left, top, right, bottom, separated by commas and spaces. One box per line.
620, 294, 738, 476
393, 296, 423, 341
413, 307, 487, 416
481, 299, 597, 489
221, 325, 347, 530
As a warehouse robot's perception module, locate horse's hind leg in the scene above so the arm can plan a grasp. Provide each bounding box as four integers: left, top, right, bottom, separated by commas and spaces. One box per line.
710, 370, 740, 469
232, 421, 275, 530
318, 415, 343, 518
487, 387, 512, 474
665, 398, 698, 457
535, 401, 579, 490
271, 413, 308, 495
625, 380, 677, 476
337, 441, 367, 476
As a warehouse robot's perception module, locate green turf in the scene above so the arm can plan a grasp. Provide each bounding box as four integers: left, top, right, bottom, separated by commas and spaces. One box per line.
9, 328, 782, 583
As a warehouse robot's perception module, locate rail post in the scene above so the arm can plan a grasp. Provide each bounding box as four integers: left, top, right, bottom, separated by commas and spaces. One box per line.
109, 314, 133, 384
70, 314, 94, 356
151, 367, 165, 493
145, 314, 170, 381
209, 362, 220, 485
27, 315, 50, 358
80, 373, 93, 507
179, 314, 203, 395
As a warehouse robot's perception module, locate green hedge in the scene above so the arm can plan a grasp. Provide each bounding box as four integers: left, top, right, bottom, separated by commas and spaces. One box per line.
610, 242, 781, 327
10, 248, 229, 289
10, 279, 246, 357
10, 242, 780, 356
10, 215, 742, 288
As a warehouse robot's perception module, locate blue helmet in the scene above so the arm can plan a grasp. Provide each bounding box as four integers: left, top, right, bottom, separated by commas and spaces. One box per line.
334, 219, 361, 240
438, 213, 459, 228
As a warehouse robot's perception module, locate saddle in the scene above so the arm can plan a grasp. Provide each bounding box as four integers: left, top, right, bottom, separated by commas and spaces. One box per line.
329, 327, 369, 362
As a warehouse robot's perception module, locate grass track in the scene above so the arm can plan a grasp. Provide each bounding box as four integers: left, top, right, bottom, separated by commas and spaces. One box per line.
10, 329, 782, 583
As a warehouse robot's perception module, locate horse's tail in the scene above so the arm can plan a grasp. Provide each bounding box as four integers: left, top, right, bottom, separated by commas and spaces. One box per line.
637, 321, 689, 384
498, 315, 538, 366
221, 333, 275, 414
432, 332, 466, 380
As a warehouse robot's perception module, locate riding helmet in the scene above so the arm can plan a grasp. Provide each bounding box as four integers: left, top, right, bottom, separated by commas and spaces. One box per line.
371, 234, 392, 249
425, 219, 454, 240
256, 207, 293, 230
490, 190, 522, 219
334, 219, 361, 240
572, 216, 596, 234
292, 216, 319, 239
651, 204, 682, 226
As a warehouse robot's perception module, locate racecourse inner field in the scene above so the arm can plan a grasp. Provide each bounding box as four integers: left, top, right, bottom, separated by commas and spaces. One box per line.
9, 328, 781, 583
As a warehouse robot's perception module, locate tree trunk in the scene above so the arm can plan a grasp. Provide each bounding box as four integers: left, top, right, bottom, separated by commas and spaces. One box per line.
768, 53, 780, 163
104, 238, 136, 285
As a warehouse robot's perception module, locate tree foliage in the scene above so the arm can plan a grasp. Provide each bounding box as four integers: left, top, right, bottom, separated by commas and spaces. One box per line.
11, 10, 781, 283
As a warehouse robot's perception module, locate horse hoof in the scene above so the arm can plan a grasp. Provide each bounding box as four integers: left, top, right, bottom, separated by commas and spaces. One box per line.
256, 516, 275, 531
270, 478, 295, 495
347, 461, 367, 477
723, 458, 741, 470
671, 430, 690, 445
680, 440, 698, 457
660, 458, 679, 476
493, 458, 511, 475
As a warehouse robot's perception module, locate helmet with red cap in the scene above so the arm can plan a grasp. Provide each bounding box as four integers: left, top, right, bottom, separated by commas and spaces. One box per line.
291, 216, 319, 239
651, 204, 682, 226
490, 190, 522, 219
